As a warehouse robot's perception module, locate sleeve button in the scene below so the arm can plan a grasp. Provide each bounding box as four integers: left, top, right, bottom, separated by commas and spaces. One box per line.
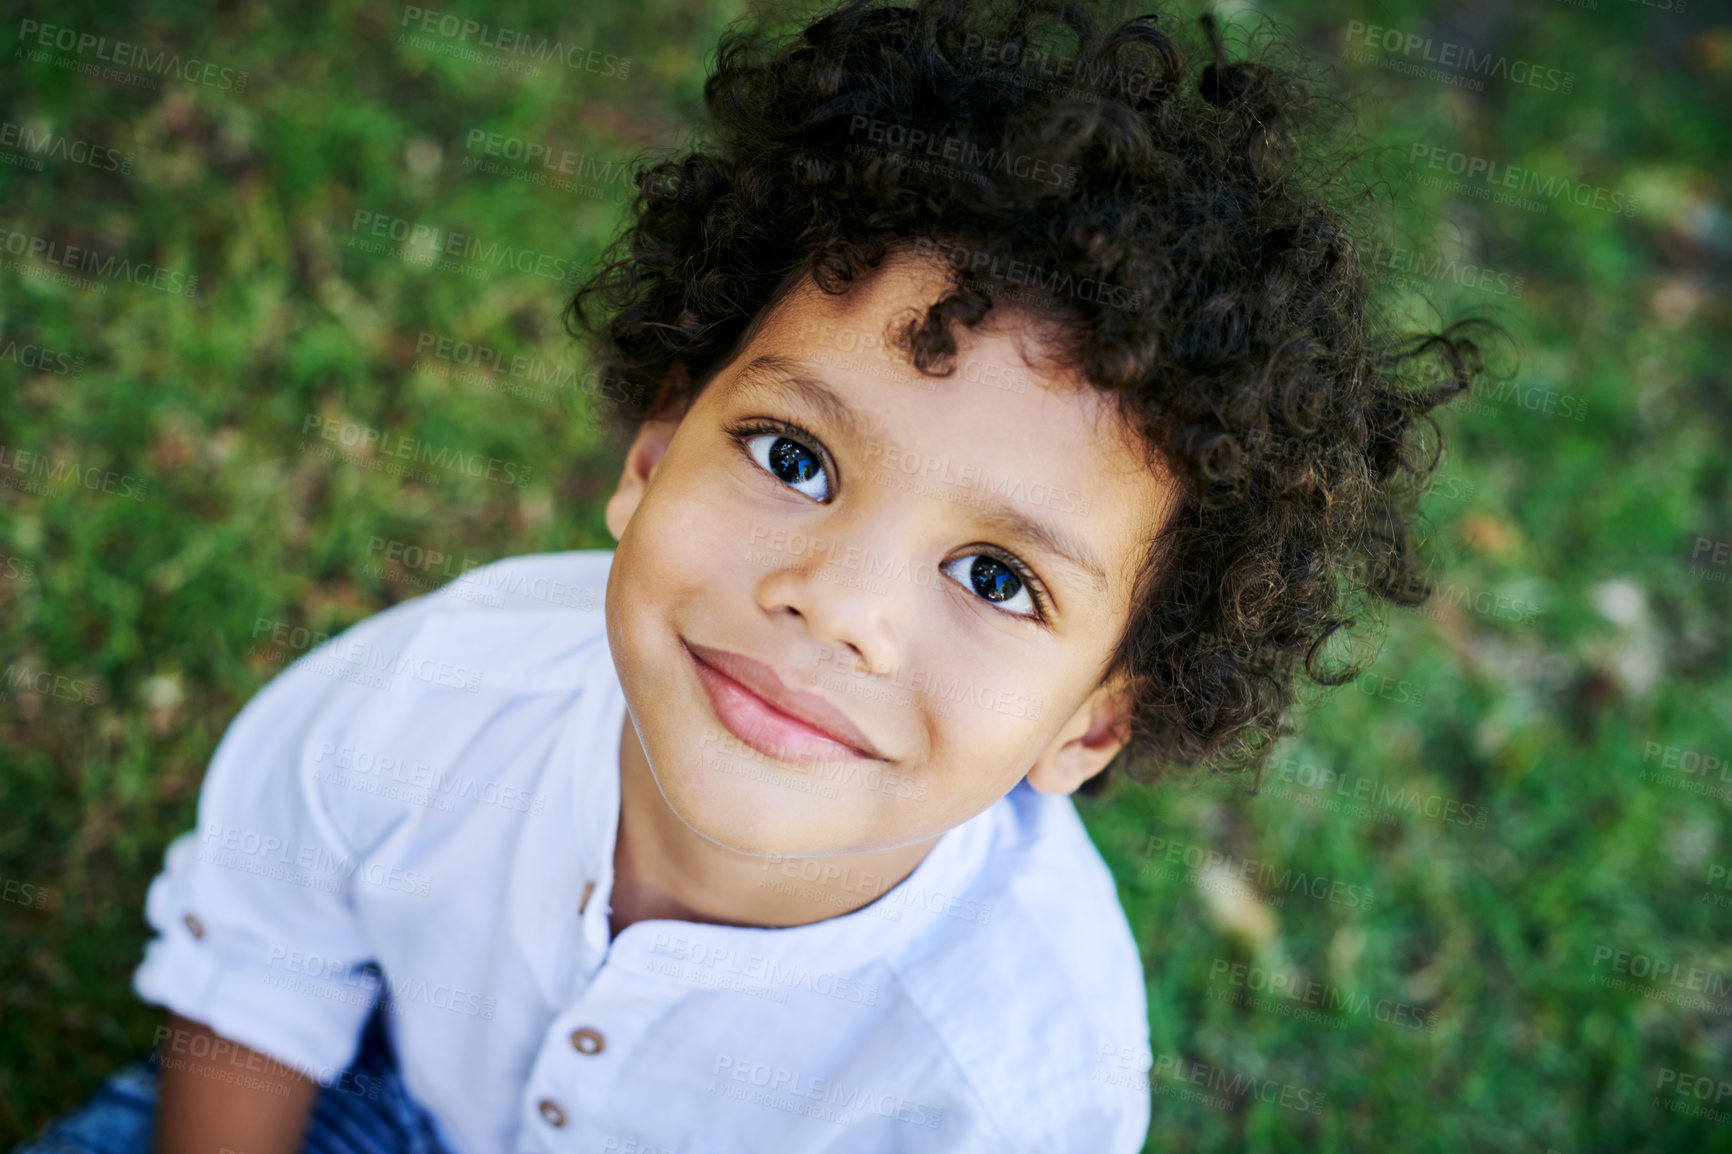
538, 1098, 567, 1127
570, 1027, 604, 1055
183, 914, 205, 939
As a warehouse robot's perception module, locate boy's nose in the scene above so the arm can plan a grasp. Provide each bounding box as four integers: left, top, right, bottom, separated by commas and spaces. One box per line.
753, 562, 899, 678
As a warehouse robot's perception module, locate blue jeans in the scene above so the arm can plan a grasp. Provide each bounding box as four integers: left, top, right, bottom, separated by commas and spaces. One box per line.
14, 1006, 453, 1154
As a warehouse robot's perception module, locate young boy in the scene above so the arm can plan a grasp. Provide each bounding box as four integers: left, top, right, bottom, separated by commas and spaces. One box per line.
22, 1, 1472, 1151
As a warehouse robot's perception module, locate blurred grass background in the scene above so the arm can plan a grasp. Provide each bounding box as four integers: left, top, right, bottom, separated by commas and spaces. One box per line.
1, 0, 1729, 1150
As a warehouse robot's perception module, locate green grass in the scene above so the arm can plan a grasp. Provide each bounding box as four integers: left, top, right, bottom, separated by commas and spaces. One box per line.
2, 1, 1729, 1150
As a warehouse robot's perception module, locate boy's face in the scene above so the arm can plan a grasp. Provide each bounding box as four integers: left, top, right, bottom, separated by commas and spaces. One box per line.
604, 251, 1177, 858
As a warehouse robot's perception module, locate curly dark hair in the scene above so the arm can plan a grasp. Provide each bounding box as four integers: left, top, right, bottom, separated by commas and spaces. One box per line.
565, 0, 1489, 792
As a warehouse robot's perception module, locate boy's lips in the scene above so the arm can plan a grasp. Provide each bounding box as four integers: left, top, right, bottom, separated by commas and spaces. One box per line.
682, 638, 885, 763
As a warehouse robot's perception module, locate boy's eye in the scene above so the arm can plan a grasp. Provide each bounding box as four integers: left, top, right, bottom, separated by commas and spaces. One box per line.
746, 433, 829, 501
940, 554, 1037, 618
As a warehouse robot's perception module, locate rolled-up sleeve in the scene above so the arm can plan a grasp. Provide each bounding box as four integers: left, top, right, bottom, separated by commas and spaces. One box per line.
133, 592, 448, 1085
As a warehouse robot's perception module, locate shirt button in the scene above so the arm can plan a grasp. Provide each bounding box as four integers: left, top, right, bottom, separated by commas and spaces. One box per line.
538, 1098, 567, 1127
183, 914, 205, 939
570, 1027, 605, 1055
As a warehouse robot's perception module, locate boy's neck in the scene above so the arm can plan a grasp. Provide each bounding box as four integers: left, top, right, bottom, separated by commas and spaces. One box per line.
609, 712, 940, 938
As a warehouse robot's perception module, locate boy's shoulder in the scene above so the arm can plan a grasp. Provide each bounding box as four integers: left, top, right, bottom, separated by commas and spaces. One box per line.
415, 547, 613, 628
216, 549, 618, 855
883, 783, 1150, 1146
333, 548, 617, 694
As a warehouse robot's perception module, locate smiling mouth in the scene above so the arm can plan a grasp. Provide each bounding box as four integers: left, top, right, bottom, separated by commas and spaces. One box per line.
682, 639, 884, 765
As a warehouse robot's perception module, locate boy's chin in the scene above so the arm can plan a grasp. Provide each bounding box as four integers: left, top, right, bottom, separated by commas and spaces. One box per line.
654, 766, 883, 859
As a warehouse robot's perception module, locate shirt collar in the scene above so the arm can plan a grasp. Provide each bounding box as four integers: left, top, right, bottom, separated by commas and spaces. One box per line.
504, 633, 627, 1006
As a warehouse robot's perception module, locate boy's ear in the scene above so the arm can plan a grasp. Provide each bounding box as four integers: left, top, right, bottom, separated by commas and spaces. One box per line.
605, 417, 681, 541
1025, 680, 1133, 796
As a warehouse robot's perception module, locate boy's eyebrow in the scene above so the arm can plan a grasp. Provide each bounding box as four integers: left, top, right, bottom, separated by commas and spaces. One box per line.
970, 502, 1109, 595
727, 353, 1109, 595
728, 354, 884, 445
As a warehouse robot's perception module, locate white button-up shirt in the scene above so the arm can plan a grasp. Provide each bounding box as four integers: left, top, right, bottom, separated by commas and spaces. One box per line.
134, 550, 1152, 1154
